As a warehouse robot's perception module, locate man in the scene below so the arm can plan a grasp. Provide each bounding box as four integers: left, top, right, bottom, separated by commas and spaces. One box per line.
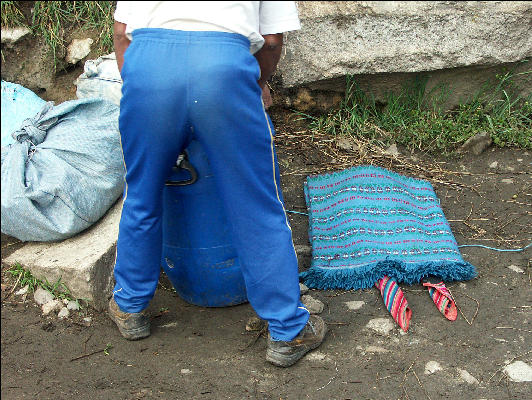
109, 1, 326, 368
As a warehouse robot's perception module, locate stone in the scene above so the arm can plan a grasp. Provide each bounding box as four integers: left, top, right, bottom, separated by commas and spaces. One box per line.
306, 351, 328, 361
66, 38, 93, 64
278, 2, 532, 95
58, 307, 70, 320
507, 265, 524, 274
294, 245, 312, 269
67, 300, 80, 311
294, 245, 312, 257
42, 299, 62, 315
4, 200, 123, 311
284, 87, 343, 113
501, 179, 514, 184
489, 161, 498, 169
180, 369, 192, 374
159, 322, 178, 329
288, 88, 316, 112
345, 300, 365, 310
34, 287, 55, 306
425, 361, 443, 375
366, 318, 395, 335
82, 317, 92, 327
301, 294, 324, 314
503, 361, 532, 382
385, 143, 400, 157
299, 283, 309, 295
1, 27, 31, 46
337, 136, 354, 151
459, 132, 492, 155
15, 285, 29, 296
245, 316, 266, 332
364, 346, 390, 353
457, 368, 479, 385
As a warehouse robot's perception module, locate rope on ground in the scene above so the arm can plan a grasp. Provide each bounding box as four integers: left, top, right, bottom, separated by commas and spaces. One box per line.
458, 242, 532, 252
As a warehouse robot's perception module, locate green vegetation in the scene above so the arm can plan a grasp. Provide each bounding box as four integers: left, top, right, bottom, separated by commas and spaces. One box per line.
2, 1, 530, 153
1, 1, 25, 27
1, 1, 115, 69
8, 263, 80, 304
301, 65, 532, 154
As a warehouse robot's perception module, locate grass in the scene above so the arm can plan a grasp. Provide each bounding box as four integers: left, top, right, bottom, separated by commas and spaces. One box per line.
1, 1, 115, 69
2, 1, 530, 152
7, 263, 81, 305
0, 1, 25, 27
300, 63, 532, 155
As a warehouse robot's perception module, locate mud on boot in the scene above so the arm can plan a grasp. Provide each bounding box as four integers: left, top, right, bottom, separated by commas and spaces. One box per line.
108, 297, 151, 340
266, 315, 327, 367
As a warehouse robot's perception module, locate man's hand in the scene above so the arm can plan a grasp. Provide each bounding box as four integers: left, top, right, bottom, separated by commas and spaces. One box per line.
114, 21, 131, 74
262, 84, 273, 109
254, 33, 283, 90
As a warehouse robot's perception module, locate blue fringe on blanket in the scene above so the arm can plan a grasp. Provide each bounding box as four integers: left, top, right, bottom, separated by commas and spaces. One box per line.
300, 165, 477, 290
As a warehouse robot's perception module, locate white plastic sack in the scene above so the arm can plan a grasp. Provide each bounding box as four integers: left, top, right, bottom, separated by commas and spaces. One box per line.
1, 98, 125, 242
1, 81, 46, 147
74, 52, 123, 105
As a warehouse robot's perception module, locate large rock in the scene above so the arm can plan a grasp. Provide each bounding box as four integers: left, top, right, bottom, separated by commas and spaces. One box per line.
278, 1, 532, 110
281, 1, 532, 86
4, 200, 123, 311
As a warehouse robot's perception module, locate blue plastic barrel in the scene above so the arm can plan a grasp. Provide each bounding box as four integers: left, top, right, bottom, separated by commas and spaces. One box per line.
161, 139, 248, 307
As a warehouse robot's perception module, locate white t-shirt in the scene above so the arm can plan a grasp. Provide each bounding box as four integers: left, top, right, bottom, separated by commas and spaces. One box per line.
114, 1, 301, 54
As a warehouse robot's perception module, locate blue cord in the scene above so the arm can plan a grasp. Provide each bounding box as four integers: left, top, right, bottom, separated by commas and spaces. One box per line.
458, 242, 532, 252
286, 210, 309, 216
286, 210, 531, 253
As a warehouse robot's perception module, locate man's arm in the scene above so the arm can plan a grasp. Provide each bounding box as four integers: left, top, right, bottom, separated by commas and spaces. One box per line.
254, 33, 283, 89
114, 21, 131, 74
254, 33, 283, 108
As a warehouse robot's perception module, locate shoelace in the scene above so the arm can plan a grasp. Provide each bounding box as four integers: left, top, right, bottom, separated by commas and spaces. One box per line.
305, 318, 317, 336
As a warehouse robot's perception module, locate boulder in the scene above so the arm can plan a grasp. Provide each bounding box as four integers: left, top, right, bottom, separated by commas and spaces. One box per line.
281, 1, 532, 86
276, 1, 532, 111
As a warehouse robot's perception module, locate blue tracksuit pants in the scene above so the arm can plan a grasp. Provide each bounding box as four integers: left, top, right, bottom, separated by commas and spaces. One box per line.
112, 28, 309, 341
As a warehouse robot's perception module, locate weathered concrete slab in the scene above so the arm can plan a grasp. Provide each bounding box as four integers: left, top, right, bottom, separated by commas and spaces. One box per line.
4, 200, 123, 311
280, 1, 532, 87
277, 1, 532, 112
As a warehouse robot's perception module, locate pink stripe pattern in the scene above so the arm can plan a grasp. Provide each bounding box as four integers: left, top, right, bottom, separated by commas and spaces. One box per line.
375, 275, 412, 332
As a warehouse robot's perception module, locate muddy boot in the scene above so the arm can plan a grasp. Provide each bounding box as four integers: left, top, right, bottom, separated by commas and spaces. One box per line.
108, 297, 151, 340
266, 315, 327, 367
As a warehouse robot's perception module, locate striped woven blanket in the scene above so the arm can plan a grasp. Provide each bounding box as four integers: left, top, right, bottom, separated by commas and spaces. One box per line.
300, 165, 477, 290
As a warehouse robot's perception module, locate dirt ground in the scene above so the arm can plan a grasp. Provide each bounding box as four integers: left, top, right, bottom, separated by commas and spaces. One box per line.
2, 63, 532, 400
